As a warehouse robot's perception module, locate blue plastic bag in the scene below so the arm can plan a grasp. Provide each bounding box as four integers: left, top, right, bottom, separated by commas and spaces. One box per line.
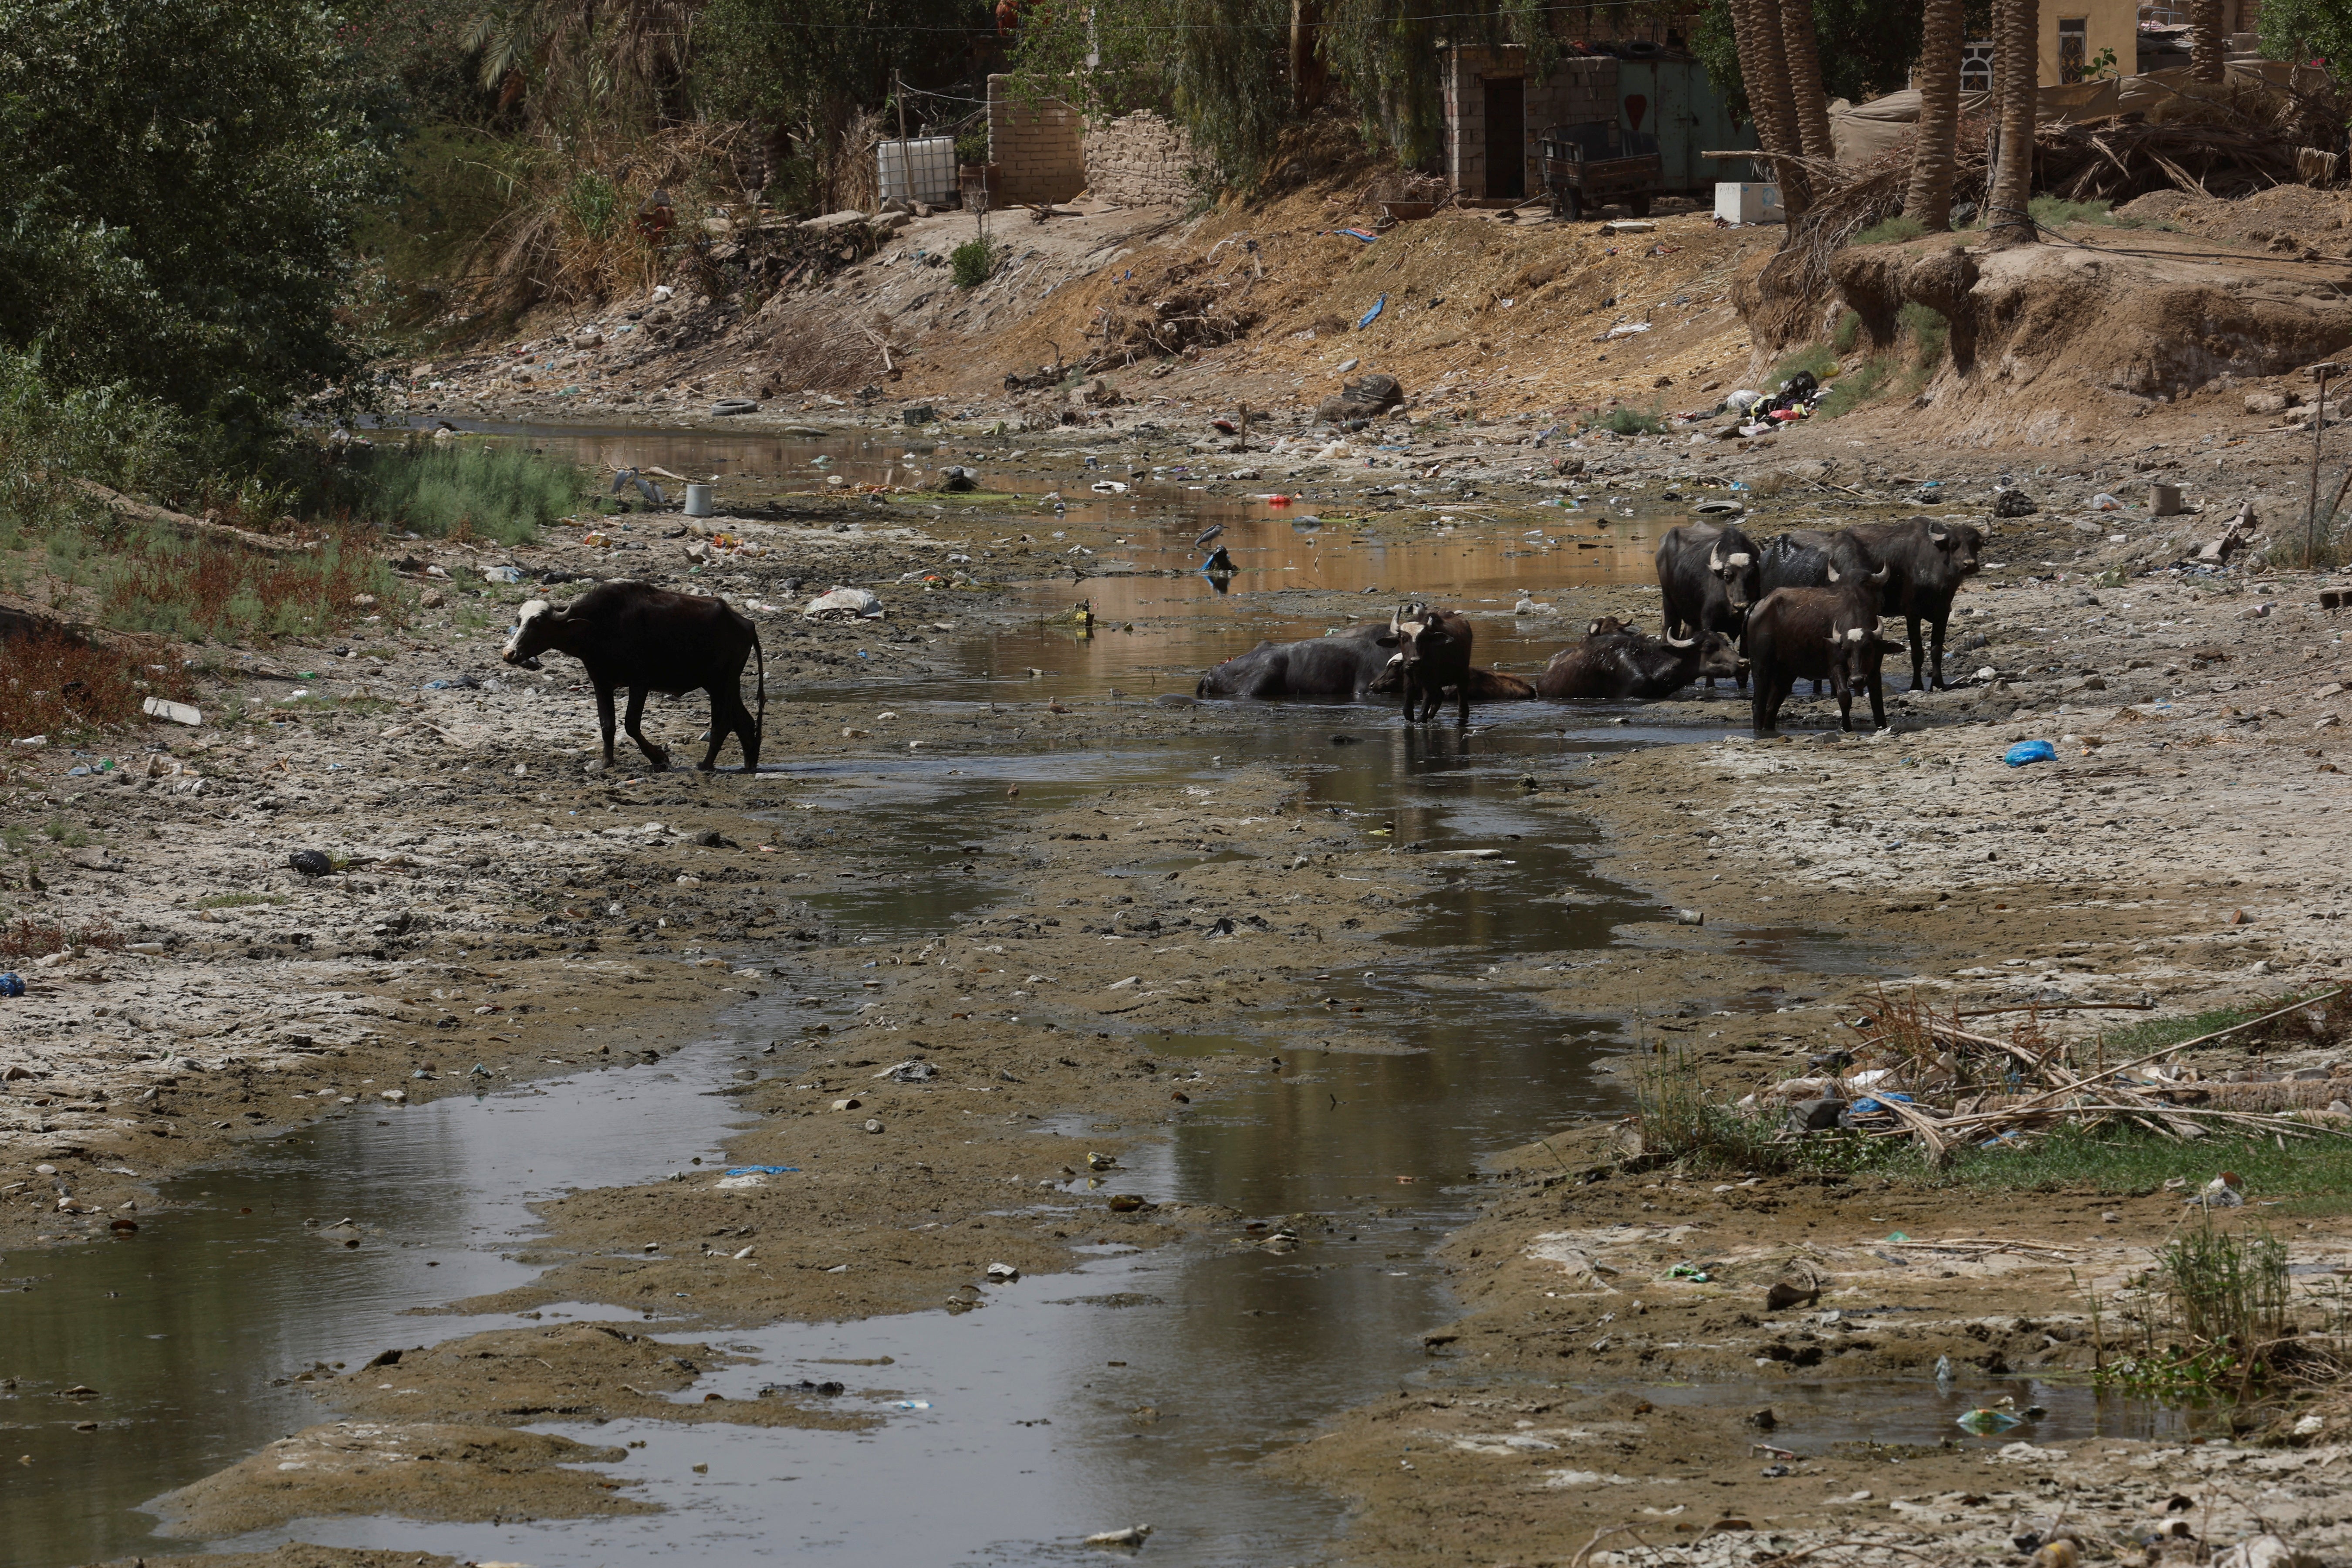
1356, 294, 1386, 331
2004, 740, 2056, 767
0, 972, 24, 998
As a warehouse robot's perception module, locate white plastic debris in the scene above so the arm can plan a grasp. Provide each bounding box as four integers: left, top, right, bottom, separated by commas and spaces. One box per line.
142, 698, 202, 727
802, 586, 884, 621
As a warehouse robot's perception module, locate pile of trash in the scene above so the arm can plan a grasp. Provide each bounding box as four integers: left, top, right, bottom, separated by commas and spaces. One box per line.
1737, 987, 2352, 1164
1709, 370, 1824, 436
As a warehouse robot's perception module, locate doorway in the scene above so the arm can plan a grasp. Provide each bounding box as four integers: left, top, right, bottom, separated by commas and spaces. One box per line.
1483, 75, 1525, 199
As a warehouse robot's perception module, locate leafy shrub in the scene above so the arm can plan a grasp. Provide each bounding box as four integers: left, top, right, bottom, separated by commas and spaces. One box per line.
345, 440, 586, 545
950, 239, 997, 289
1589, 403, 1666, 437
1854, 215, 1925, 245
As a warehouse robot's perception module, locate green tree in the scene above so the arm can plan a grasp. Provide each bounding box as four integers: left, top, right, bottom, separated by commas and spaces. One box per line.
0, 0, 390, 449
2257, 0, 2352, 68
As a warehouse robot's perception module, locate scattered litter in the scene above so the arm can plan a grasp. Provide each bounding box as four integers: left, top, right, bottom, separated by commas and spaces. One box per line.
2004, 740, 2057, 767
986, 1262, 1021, 1282
896, 1399, 933, 1410
1356, 295, 1386, 330
1328, 228, 1379, 243
1084, 1525, 1153, 1548
2187, 1172, 2246, 1208
1091, 480, 1128, 493
141, 697, 202, 727
804, 586, 884, 621
483, 564, 525, 583
1664, 1262, 1712, 1282
724, 1166, 799, 1175
2089, 493, 2123, 511
0, 973, 24, 998
1959, 1406, 2025, 1435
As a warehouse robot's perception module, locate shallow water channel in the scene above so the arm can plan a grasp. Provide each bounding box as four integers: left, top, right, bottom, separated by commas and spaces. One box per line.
10, 436, 2179, 1565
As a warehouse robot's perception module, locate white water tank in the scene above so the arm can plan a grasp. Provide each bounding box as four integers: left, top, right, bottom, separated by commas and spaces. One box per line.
1715, 182, 1784, 225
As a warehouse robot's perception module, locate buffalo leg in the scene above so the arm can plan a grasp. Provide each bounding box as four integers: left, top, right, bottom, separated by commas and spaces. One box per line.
594, 681, 620, 764
1866, 666, 1888, 730
1455, 679, 1470, 726
1907, 615, 1928, 692
698, 686, 730, 771
1928, 612, 1950, 690
622, 686, 672, 770
735, 689, 762, 772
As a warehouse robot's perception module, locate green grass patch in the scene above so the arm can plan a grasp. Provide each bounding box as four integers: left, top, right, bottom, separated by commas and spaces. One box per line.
345, 440, 586, 545
1935, 1123, 2352, 1196
1815, 358, 1892, 418
1772, 341, 1840, 386
39, 818, 89, 848
1853, 215, 1926, 246
1586, 403, 1667, 437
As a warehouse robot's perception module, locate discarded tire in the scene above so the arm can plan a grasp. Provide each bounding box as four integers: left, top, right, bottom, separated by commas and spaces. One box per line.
710, 399, 759, 417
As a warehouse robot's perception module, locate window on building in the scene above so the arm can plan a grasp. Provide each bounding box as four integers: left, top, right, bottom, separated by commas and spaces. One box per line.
2059, 17, 2089, 81
1960, 41, 1995, 91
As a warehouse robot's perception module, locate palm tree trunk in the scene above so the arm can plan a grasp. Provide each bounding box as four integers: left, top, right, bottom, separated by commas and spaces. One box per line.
2190, 0, 2226, 82
1732, 0, 1811, 215
1780, 0, 1836, 167
1986, 0, 2039, 247
1906, 0, 1963, 230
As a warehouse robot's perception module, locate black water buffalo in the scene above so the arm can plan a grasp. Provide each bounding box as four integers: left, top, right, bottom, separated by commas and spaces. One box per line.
502, 582, 765, 771
1745, 564, 1892, 736
1755, 531, 1838, 693
1196, 622, 1395, 700
1370, 661, 1536, 702
1534, 628, 1743, 700
1826, 518, 1984, 690
1379, 602, 1475, 723
1656, 522, 1762, 689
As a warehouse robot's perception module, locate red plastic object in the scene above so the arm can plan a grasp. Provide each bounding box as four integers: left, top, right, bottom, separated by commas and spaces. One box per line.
1267, 493, 1291, 506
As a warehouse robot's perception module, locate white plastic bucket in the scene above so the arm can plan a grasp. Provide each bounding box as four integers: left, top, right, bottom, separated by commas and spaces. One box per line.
685, 483, 714, 517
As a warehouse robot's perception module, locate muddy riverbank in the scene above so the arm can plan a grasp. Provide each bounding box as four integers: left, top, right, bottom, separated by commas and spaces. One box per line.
8, 425, 2352, 1566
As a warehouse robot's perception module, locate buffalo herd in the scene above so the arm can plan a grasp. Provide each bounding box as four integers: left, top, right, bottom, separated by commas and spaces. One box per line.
1196, 514, 1984, 737
497, 515, 1984, 779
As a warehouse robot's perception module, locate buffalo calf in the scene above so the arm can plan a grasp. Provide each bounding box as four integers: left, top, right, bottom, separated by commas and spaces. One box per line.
1745, 566, 1892, 736
503, 581, 766, 771
1378, 603, 1475, 723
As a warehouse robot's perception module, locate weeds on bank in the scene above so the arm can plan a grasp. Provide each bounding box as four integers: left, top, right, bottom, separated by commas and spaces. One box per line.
0, 626, 198, 740
341, 440, 585, 544
2093, 1221, 2304, 1399
0, 916, 125, 961
1587, 403, 1667, 437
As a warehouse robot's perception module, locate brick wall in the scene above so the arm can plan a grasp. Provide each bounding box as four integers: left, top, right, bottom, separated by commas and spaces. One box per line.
1083, 109, 1199, 208
987, 75, 1086, 205
1441, 47, 1618, 199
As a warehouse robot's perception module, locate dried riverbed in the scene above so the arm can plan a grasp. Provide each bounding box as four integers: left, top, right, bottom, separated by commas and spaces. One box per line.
10, 423, 2352, 1567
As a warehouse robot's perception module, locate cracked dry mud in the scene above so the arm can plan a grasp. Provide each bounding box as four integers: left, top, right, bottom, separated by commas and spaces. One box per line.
8, 429, 2352, 1566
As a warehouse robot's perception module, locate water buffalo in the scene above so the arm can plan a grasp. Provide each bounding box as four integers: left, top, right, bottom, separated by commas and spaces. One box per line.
1655, 522, 1762, 689
501, 582, 765, 771
1196, 623, 1394, 700
1534, 628, 1743, 700
1744, 564, 1892, 736
1756, 531, 1838, 693
1379, 602, 1475, 723
1370, 661, 1536, 702
1827, 518, 1984, 690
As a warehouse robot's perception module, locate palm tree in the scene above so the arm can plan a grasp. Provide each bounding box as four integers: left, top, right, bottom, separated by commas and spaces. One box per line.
1986, 0, 2039, 247
1733, 0, 1810, 216
1779, 0, 1836, 166
1906, 0, 1963, 230
2190, 0, 2226, 81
